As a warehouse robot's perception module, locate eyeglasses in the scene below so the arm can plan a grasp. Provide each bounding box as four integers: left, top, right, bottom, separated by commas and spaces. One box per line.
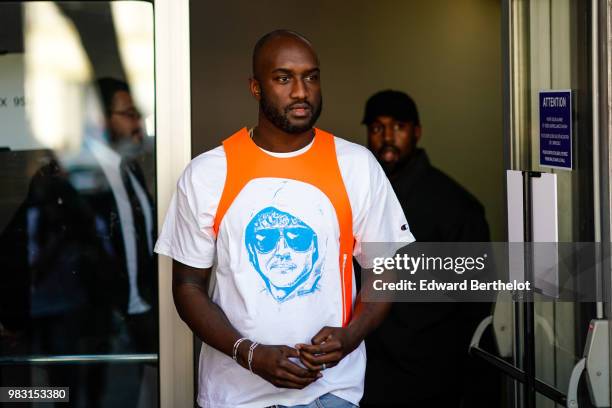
111, 108, 142, 120
253, 227, 315, 253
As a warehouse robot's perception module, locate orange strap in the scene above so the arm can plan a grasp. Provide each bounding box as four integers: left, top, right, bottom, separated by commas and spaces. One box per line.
213, 128, 355, 326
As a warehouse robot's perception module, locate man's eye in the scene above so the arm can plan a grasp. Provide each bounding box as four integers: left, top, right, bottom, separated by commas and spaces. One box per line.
306, 74, 319, 81
277, 76, 289, 83
370, 125, 383, 133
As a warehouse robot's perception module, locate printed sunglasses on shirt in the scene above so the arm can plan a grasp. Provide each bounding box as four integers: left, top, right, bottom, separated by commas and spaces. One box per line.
254, 226, 316, 253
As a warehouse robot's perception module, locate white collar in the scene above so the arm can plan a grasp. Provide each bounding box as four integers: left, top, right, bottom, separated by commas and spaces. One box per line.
86, 137, 121, 167
248, 127, 315, 158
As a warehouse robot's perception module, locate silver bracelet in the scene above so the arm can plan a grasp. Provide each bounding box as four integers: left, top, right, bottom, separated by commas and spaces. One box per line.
248, 342, 259, 373
232, 337, 248, 362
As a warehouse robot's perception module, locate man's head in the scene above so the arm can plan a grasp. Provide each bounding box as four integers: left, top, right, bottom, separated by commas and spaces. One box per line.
363, 90, 422, 175
245, 206, 319, 302
96, 77, 145, 155
250, 30, 322, 134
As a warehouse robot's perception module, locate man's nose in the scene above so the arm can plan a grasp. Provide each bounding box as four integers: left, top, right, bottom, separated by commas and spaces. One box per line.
275, 235, 291, 255
290, 78, 308, 100
383, 126, 394, 143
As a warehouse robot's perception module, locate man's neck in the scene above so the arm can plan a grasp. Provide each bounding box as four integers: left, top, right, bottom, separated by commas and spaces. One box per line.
252, 121, 314, 153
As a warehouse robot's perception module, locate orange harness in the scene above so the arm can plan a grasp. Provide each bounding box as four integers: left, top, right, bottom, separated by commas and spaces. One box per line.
213, 128, 355, 326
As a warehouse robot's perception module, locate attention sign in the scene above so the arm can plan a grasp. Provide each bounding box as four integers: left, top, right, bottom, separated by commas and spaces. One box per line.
539, 90, 572, 170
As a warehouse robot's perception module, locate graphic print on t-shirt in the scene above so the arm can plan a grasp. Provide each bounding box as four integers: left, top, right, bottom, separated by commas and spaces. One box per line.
241, 180, 330, 304
245, 206, 321, 302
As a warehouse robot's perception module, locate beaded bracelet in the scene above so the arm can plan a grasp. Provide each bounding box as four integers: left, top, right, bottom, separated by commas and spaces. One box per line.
232, 337, 248, 362
248, 342, 259, 373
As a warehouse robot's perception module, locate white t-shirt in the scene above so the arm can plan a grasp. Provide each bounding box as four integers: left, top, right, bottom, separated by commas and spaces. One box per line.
155, 134, 414, 408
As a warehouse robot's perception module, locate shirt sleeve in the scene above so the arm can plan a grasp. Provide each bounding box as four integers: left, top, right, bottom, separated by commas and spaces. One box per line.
154, 152, 225, 269
353, 152, 415, 268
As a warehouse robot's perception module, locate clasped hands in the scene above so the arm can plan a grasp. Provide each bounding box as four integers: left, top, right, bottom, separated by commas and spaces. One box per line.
237, 326, 359, 389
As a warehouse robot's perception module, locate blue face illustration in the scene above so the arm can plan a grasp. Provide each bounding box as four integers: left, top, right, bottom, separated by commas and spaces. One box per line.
245, 207, 319, 302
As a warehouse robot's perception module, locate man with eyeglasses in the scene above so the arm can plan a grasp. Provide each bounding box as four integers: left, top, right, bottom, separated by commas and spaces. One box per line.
360, 90, 498, 407
155, 30, 414, 408
67, 77, 156, 354
100, 77, 146, 159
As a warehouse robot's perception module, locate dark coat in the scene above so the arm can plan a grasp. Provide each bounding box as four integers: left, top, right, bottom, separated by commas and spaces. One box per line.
0, 151, 157, 355
66, 149, 157, 315
390, 149, 489, 243
0, 158, 113, 354
362, 149, 498, 406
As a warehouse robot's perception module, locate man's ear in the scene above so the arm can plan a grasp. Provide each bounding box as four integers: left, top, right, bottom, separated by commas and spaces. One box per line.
249, 77, 261, 101
414, 125, 422, 143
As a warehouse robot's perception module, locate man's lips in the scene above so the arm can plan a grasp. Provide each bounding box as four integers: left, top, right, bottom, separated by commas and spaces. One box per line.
288, 103, 312, 118
270, 263, 297, 272
379, 146, 399, 162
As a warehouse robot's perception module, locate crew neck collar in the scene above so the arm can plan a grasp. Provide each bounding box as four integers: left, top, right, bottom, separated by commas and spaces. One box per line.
247, 127, 316, 158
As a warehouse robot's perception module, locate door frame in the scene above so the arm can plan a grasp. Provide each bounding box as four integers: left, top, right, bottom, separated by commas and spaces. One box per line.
155, 0, 194, 407
598, 0, 612, 404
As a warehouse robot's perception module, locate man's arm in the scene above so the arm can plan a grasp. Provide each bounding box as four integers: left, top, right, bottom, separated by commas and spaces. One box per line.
172, 260, 321, 388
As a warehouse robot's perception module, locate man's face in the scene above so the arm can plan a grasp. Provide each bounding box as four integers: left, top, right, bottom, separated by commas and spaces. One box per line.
367, 115, 421, 174
246, 207, 318, 301
254, 37, 322, 134
254, 225, 316, 289
107, 90, 145, 154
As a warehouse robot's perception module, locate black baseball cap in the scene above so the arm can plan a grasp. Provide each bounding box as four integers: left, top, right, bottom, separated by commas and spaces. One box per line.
362, 90, 420, 127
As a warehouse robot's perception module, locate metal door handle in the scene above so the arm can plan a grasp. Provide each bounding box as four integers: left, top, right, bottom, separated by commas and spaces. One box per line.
469, 315, 493, 351
567, 358, 586, 408
567, 320, 610, 408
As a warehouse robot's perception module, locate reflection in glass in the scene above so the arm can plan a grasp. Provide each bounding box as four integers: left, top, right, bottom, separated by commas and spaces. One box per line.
0, 2, 157, 407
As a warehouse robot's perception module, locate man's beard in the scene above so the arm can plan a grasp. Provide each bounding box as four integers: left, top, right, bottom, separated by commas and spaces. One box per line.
376, 140, 417, 177
376, 145, 401, 175
112, 136, 144, 159
260, 90, 322, 134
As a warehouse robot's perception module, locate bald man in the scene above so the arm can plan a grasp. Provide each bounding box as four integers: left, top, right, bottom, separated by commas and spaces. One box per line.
155, 30, 414, 408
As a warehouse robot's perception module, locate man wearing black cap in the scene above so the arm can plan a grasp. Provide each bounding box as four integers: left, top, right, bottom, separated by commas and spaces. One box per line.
360, 90, 498, 406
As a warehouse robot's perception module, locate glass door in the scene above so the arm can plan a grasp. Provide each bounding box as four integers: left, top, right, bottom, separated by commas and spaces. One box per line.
472, 0, 612, 407
514, 0, 596, 406
0, 2, 158, 406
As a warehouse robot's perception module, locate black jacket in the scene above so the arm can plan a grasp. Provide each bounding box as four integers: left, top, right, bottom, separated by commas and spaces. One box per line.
362, 149, 497, 406
0, 151, 157, 355
0, 158, 113, 354
66, 149, 157, 315
391, 148, 489, 243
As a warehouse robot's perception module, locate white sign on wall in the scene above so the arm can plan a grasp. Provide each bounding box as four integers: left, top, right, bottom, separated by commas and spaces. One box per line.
0, 53, 41, 150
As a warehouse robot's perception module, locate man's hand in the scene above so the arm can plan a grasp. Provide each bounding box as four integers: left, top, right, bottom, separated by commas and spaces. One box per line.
295, 326, 359, 371
172, 261, 322, 389
294, 267, 395, 371
239, 343, 321, 389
